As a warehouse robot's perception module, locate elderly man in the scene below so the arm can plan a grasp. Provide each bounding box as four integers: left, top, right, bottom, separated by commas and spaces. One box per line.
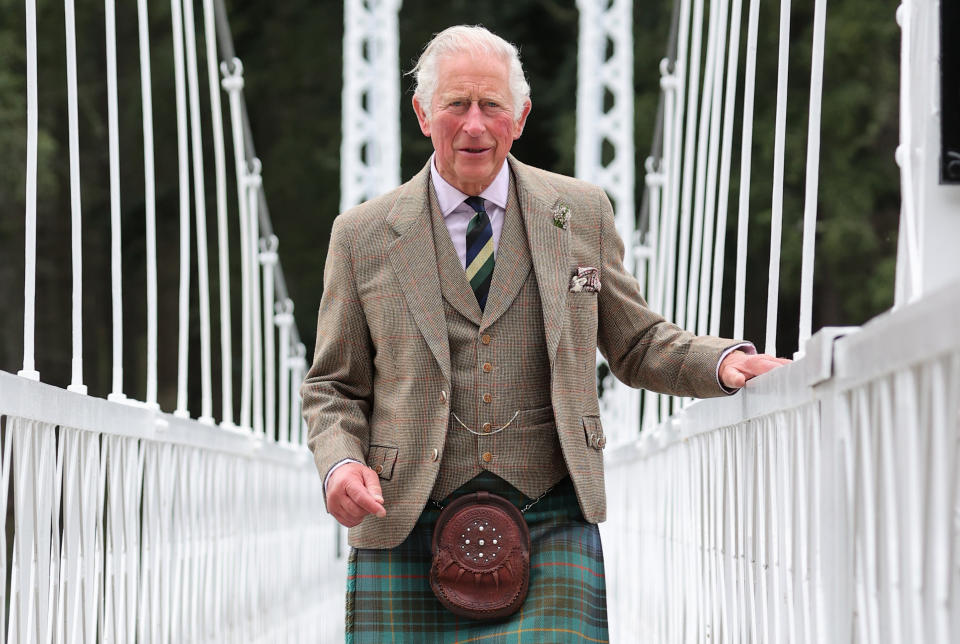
302, 25, 786, 642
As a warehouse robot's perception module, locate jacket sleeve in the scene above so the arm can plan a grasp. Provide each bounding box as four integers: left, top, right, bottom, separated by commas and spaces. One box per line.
594, 189, 742, 398
300, 216, 374, 502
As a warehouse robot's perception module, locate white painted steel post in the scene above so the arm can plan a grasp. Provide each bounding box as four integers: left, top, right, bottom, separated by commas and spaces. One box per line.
275, 300, 294, 444
202, 0, 234, 427
172, 0, 192, 417
182, 0, 215, 424
65, 0, 86, 395
260, 235, 279, 441
576, 0, 639, 443
19, 0, 39, 382
340, 0, 402, 211
138, 0, 159, 408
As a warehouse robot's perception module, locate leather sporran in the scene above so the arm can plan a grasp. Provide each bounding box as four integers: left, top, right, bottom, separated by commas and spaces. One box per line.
429, 491, 531, 620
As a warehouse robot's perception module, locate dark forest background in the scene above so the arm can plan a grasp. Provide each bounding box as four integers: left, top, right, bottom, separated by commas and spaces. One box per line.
0, 0, 900, 417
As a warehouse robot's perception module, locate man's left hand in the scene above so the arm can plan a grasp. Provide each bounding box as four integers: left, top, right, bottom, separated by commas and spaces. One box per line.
719, 350, 791, 390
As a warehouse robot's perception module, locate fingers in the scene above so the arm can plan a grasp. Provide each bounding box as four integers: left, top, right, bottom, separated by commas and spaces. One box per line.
327, 463, 387, 527
721, 352, 792, 389
345, 477, 387, 518
359, 466, 385, 504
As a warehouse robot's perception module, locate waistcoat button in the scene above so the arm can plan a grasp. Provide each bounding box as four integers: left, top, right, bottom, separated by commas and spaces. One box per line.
482, 452, 493, 463
481, 334, 491, 345
482, 362, 492, 373
482, 422, 492, 433
483, 393, 492, 403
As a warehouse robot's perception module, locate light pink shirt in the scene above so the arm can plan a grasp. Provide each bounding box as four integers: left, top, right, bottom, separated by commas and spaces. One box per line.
430, 155, 510, 269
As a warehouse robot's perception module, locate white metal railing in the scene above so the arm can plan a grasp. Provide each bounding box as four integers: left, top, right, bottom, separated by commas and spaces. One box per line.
604, 0, 960, 640
6, 0, 343, 640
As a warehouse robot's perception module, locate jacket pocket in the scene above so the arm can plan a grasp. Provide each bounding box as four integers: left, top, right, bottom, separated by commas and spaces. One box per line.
367, 445, 399, 480
581, 415, 606, 450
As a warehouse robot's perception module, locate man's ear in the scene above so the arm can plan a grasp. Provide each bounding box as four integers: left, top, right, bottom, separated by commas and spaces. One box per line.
413, 96, 431, 137
513, 99, 532, 139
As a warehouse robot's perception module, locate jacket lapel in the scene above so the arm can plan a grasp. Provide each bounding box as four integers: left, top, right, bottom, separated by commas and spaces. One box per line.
510, 156, 569, 367
386, 162, 451, 384
479, 175, 532, 330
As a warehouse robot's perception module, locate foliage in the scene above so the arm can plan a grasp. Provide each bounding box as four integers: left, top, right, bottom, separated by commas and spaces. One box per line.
0, 0, 901, 410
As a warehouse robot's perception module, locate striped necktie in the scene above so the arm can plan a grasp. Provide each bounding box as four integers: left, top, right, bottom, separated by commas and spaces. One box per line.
464, 196, 495, 311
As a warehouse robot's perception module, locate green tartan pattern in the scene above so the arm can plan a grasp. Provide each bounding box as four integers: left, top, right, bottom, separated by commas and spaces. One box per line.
346, 474, 609, 643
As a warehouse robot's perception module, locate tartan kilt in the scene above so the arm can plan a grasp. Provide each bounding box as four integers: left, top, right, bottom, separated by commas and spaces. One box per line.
346, 473, 609, 643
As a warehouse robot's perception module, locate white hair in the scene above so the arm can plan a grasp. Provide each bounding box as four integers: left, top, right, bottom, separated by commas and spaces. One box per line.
411, 25, 531, 122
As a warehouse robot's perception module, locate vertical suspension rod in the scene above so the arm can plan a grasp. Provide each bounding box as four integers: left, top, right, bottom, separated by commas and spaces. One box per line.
797, 0, 829, 354
106, 0, 125, 401
172, 0, 192, 416
20, 0, 40, 381
710, 0, 746, 337
138, 0, 159, 407
202, 0, 234, 426
734, 0, 762, 340
766, 0, 792, 355
65, 0, 86, 395
182, 0, 215, 423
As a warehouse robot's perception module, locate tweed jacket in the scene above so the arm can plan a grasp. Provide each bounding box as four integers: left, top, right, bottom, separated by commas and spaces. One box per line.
302, 155, 741, 549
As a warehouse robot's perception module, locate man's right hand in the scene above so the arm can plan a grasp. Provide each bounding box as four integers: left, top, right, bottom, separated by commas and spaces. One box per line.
326, 462, 386, 527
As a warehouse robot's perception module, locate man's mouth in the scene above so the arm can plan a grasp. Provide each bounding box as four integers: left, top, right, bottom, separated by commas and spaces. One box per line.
460, 147, 490, 154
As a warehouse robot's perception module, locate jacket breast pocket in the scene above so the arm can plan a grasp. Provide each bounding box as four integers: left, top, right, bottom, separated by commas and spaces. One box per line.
367, 445, 399, 479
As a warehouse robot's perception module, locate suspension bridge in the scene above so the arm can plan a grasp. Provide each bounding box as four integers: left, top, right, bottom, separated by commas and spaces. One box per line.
1, 0, 958, 641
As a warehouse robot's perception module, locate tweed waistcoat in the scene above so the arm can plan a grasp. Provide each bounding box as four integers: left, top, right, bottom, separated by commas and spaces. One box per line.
427, 181, 568, 501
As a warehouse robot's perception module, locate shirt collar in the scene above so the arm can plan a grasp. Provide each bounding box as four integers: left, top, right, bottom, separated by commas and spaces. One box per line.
430, 155, 510, 217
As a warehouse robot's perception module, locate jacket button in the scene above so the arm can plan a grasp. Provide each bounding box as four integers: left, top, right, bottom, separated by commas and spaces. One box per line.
482, 422, 492, 433
439, 390, 447, 402
483, 393, 492, 403
373, 464, 384, 474
482, 362, 492, 373
431, 448, 439, 462
481, 334, 491, 345
482, 452, 493, 463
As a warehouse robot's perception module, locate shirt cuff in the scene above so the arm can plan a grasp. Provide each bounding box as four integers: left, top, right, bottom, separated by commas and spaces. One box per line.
716, 342, 757, 394
324, 458, 362, 493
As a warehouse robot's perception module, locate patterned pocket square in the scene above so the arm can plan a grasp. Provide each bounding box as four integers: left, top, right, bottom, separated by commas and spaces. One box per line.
569, 266, 601, 293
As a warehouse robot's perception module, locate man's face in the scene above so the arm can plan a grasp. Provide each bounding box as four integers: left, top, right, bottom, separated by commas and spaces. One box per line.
413, 52, 531, 196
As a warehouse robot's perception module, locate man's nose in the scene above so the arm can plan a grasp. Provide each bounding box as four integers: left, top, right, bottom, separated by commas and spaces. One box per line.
462, 102, 486, 136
